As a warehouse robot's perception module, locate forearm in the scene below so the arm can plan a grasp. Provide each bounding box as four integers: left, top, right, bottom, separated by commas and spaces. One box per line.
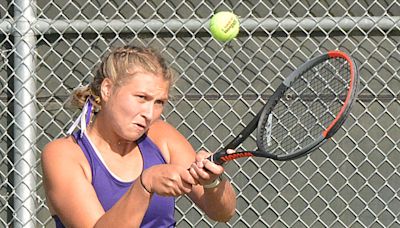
94, 180, 151, 228
197, 179, 236, 222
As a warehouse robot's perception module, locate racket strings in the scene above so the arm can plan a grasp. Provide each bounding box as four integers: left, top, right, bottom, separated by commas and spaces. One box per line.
260, 57, 351, 155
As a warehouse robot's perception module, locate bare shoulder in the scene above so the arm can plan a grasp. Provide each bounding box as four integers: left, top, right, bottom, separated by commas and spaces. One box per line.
147, 119, 196, 166
147, 119, 190, 149
148, 119, 176, 134
41, 136, 83, 164
41, 136, 91, 188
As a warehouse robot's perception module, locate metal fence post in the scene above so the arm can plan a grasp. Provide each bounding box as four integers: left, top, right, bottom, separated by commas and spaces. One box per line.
12, 0, 37, 227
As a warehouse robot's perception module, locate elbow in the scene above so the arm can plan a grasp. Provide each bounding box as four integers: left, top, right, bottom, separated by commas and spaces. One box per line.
209, 199, 236, 223
210, 210, 236, 223
216, 210, 236, 223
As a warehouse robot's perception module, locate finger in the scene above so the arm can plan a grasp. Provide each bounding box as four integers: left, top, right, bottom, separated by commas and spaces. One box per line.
174, 174, 194, 195
196, 160, 204, 169
190, 164, 209, 180
181, 169, 197, 185
181, 181, 193, 194
165, 182, 192, 197
188, 167, 200, 184
194, 166, 211, 180
203, 159, 224, 175
195, 150, 212, 162
188, 166, 198, 178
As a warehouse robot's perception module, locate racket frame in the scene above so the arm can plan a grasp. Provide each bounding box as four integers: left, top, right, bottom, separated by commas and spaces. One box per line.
210, 50, 359, 164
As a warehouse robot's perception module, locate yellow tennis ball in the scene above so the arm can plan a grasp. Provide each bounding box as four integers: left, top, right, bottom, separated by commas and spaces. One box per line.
209, 11, 240, 42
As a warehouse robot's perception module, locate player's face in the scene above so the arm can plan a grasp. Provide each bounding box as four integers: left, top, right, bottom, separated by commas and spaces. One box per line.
103, 72, 170, 141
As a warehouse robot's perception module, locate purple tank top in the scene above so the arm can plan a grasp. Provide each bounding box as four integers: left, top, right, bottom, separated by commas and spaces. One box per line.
52, 130, 175, 227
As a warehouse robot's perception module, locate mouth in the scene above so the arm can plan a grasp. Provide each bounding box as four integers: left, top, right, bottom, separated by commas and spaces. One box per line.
134, 123, 147, 130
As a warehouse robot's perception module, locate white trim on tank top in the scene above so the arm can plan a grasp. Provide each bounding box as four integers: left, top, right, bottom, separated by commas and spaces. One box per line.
84, 132, 134, 183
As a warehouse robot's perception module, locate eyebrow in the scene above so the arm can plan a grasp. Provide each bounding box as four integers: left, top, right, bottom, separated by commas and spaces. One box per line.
136, 89, 169, 101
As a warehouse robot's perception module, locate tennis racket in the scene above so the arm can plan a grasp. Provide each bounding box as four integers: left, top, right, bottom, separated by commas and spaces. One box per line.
210, 50, 359, 164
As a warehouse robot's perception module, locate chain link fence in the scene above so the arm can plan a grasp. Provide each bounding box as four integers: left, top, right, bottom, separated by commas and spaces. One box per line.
0, 0, 399, 227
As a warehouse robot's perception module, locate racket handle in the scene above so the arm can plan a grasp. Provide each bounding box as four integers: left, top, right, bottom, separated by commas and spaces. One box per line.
209, 150, 256, 165
208, 151, 227, 165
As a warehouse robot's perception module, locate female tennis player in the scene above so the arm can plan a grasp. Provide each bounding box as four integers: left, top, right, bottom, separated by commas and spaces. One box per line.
41, 45, 236, 227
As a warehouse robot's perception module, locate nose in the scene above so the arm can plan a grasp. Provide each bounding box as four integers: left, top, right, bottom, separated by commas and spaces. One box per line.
141, 102, 154, 121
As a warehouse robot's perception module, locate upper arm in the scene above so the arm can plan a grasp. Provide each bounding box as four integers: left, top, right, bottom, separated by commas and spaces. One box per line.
41, 138, 104, 227
147, 119, 196, 167
147, 120, 207, 204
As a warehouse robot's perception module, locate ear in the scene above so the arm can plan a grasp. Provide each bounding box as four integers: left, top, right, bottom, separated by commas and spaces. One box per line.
100, 78, 113, 102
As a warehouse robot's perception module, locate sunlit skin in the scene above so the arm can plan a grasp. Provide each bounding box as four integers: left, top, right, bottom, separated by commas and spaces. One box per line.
88, 71, 170, 156
41, 70, 236, 227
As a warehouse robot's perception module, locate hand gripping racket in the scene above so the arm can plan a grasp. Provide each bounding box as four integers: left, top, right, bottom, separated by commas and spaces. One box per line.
210, 50, 359, 164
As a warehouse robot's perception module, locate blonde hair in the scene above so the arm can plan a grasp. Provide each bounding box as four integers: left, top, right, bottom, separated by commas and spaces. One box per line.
69, 45, 174, 110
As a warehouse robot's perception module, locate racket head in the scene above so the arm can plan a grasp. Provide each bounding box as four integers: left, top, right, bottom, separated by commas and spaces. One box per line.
256, 50, 359, 161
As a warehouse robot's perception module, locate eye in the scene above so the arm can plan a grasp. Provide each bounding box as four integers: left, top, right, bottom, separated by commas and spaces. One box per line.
155, 99, 166, 106
134, 95, 147, 102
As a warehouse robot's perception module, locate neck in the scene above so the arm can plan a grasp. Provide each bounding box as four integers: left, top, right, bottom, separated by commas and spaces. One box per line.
86, 123, 137, 157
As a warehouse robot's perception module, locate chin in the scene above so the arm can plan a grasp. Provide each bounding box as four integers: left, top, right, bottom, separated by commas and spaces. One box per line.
126, 129, 147, 141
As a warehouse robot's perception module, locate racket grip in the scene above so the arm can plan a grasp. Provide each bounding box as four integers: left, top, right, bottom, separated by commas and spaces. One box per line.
208, 151, 226, 165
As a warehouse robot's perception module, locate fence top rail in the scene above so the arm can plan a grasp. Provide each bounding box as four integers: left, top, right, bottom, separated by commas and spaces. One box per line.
0, 16, 398, 34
